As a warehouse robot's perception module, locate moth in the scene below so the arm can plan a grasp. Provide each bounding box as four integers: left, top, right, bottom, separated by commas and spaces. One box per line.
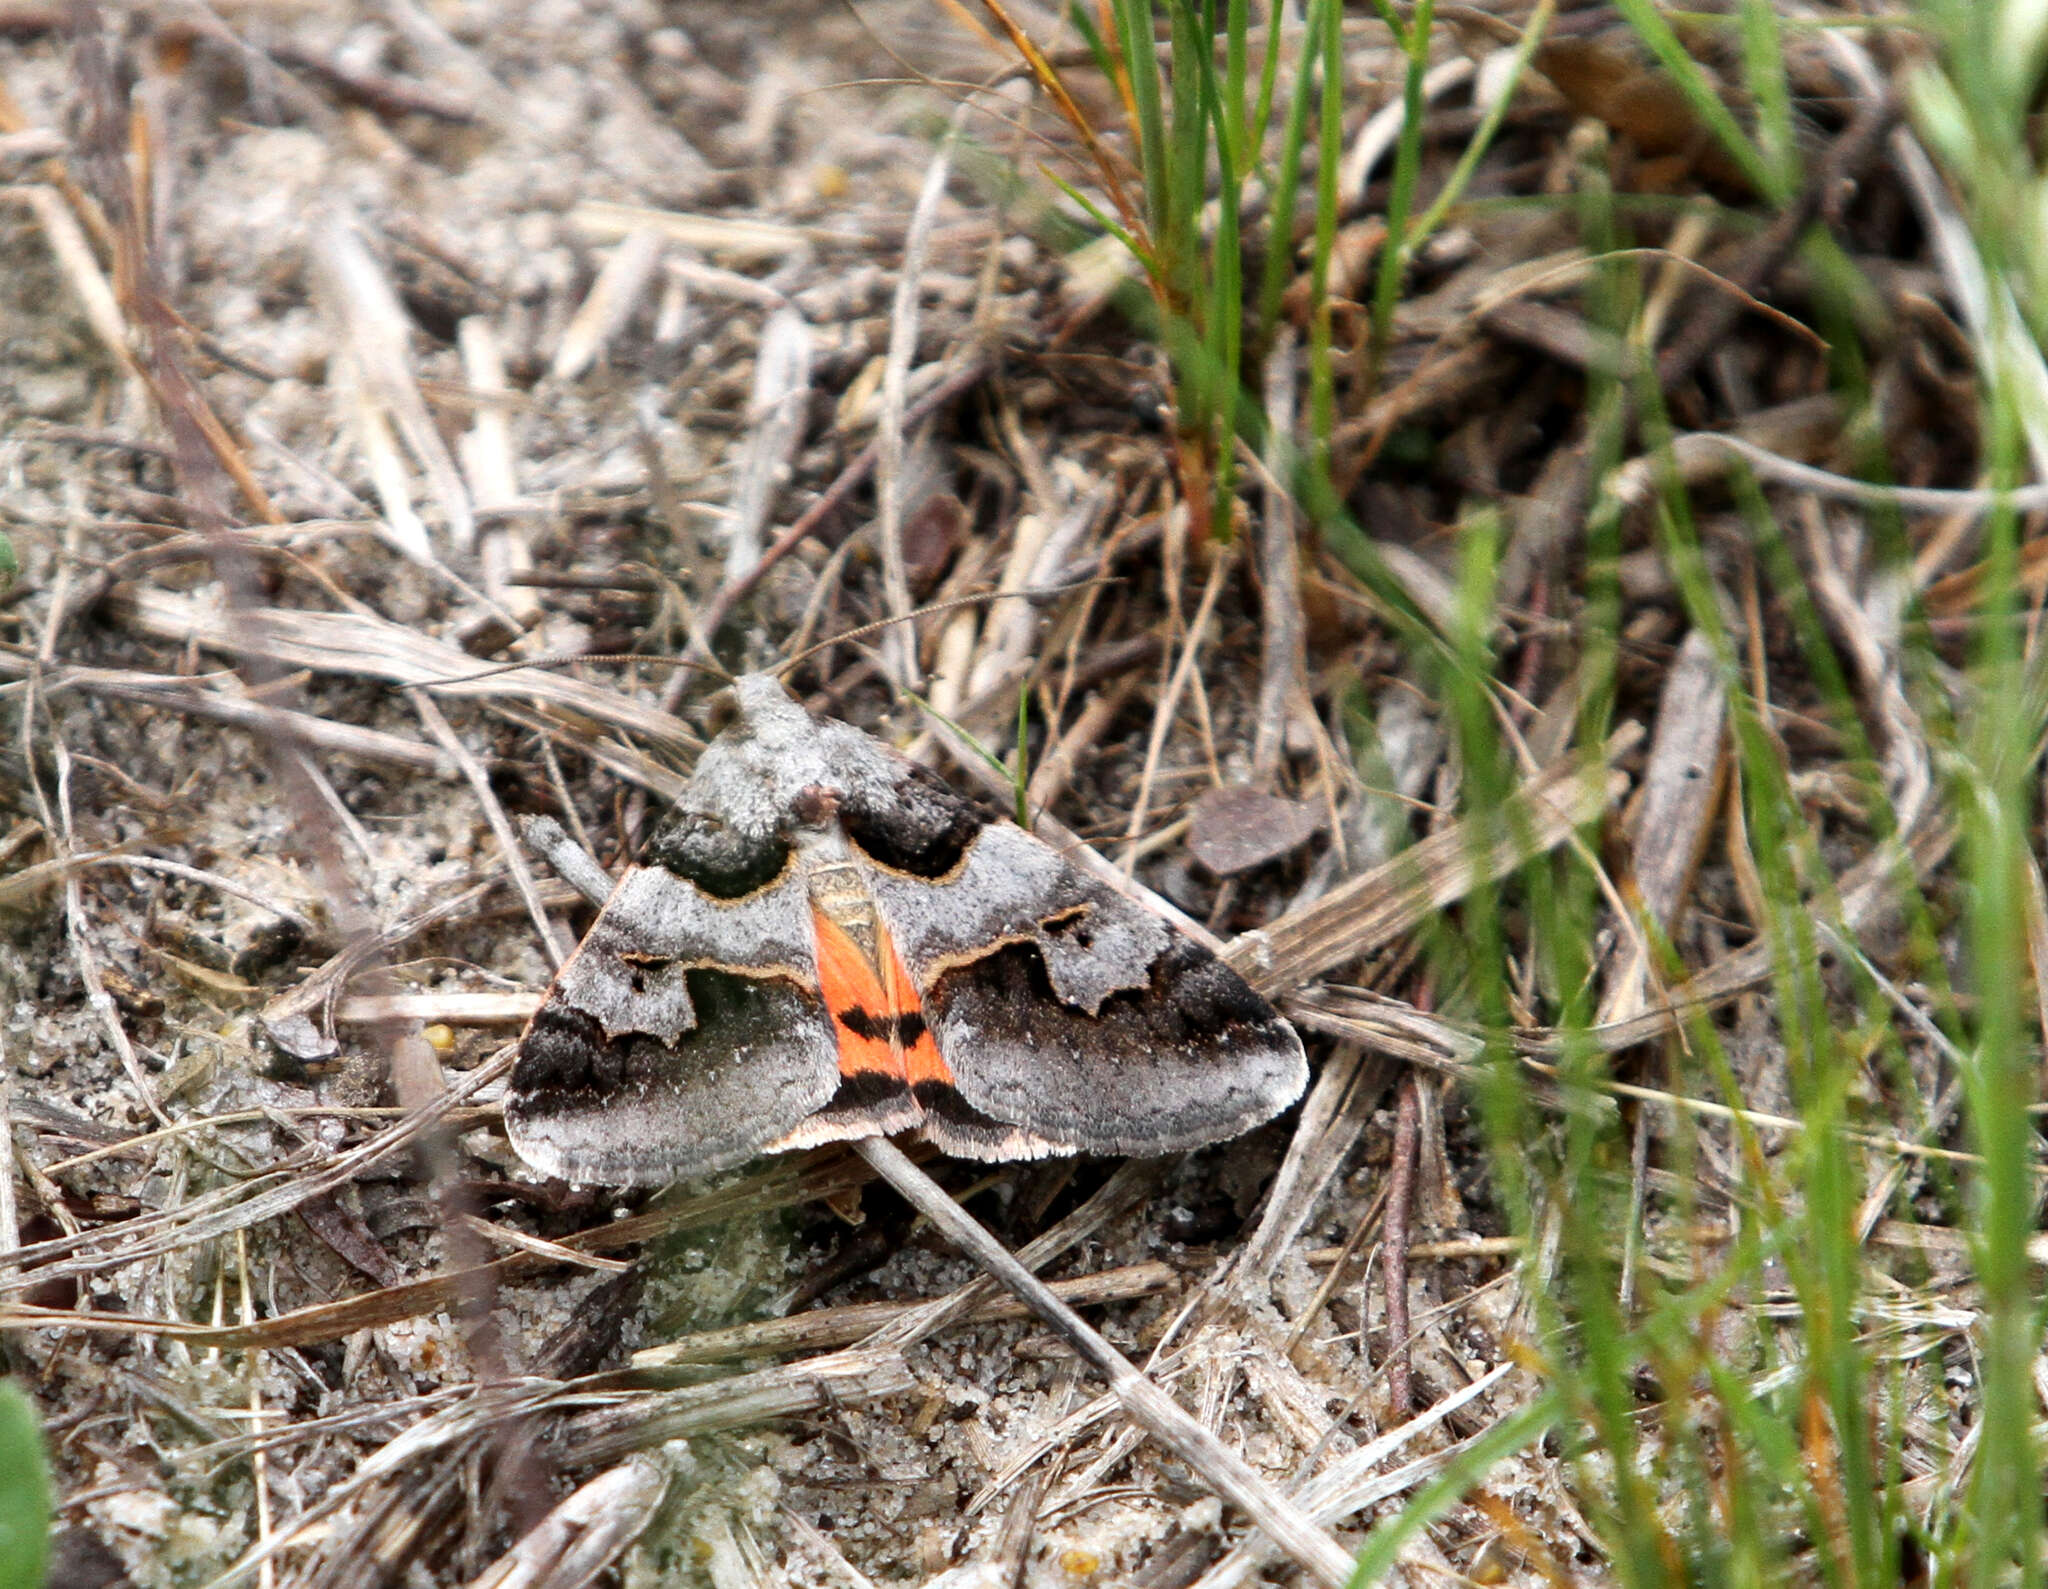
506, 674, 1308, 1185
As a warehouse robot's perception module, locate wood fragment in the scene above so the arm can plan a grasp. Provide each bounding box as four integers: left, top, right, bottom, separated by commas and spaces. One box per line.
1382, 1077, 1420, 1416
1253, 329, 1308, 782
310, 211, 475, 554
459, 317, 542, 624
551, 228, 666, 382
874, 107, 967, 687
460, 1456, 669, 1589
1597, 628, 1726, 1025
269, 42, 481, 124
573, 200, 848, 262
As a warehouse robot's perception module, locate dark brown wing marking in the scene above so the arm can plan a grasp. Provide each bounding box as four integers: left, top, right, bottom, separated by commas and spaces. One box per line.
918, 937, 1305, 1158
507, 966, 841, 1185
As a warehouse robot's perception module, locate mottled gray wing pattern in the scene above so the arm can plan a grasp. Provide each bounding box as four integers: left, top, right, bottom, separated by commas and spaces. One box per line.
857, 819, 1308, 1158
506, 862, 841, 1185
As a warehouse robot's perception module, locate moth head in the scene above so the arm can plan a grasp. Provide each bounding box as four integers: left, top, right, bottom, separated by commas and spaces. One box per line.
789, 784, 841, 832
735, 673, 810, 724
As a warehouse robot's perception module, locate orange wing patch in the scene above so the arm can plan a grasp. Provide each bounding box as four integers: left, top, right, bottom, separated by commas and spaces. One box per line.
880, 918, 953, 1092
810, 909, 954, 1090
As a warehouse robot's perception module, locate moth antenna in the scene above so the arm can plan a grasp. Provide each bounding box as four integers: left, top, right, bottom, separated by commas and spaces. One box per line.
413, 653, 737, 689
771, 579, 1108, 681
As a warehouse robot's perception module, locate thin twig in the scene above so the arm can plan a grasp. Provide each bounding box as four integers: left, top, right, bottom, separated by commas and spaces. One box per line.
1383, 1077, 1419, 1418
853, 1137, 1357, 1588
876, 102, 971, 688
1120, 549, 1231, 872
682, 354, 994, 673
409, 690, 570, 968
1253, 329, 1308, 783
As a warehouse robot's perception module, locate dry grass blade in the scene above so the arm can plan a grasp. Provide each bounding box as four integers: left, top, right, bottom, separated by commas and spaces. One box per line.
862, 1156, 1164, 1352
1188, 1366, 1516, 1589
410, 689, 570, 967
636, 1261, 1176, 1368
873, 108, 965, 687
1597, 629, 1726, 1025
571, 199, 835, 262
551, 228, 666, 383
44, 666, 462, 774
9, 2, 2035, 1581
1227, 728, 1637, 996
8, 182, 136, 389
109, 585, 697, 751
1121, 550, 1231, 871
334, 991, 538, 1027
1253, 331, 1310, 784
557, 1344, 919, 1468
1231, 1046, 1386, 1291
4, 1149, 878, 1349
724, 306, 816, 586
0, 1050, 512, 1296
458, 317, 542, 624
1290, 809, 1959, 1087
261, 867, 569, 1061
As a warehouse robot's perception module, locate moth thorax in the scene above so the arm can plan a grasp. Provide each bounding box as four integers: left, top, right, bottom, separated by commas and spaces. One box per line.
802, 849, 881, 964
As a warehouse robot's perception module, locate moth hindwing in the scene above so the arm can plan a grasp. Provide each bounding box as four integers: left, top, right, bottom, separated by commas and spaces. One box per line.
506, 674, 1308, 1185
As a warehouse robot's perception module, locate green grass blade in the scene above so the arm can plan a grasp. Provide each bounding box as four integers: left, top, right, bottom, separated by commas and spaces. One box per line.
904, 690, 1011, 786
1048, 169, 1158, 279
1736, 0, 1798, 195
1403, 0, 1555, 256
1065, 0, 1119, 84
1369, 0, 1435, 368
1164, 0, 1209, 306
1110, 0, 1171, 244
1309, 0, 1342, 461
1606, 0, 1786, 201
1248, 0, 1285, 163
1344, 1397, 1560, 1587
1187, 1, 1244, 531
1224, 0, 1248, 163
1957, 383, 2047, 1589
1256, 0, 1327, 341
0, 1383, 51, 1589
